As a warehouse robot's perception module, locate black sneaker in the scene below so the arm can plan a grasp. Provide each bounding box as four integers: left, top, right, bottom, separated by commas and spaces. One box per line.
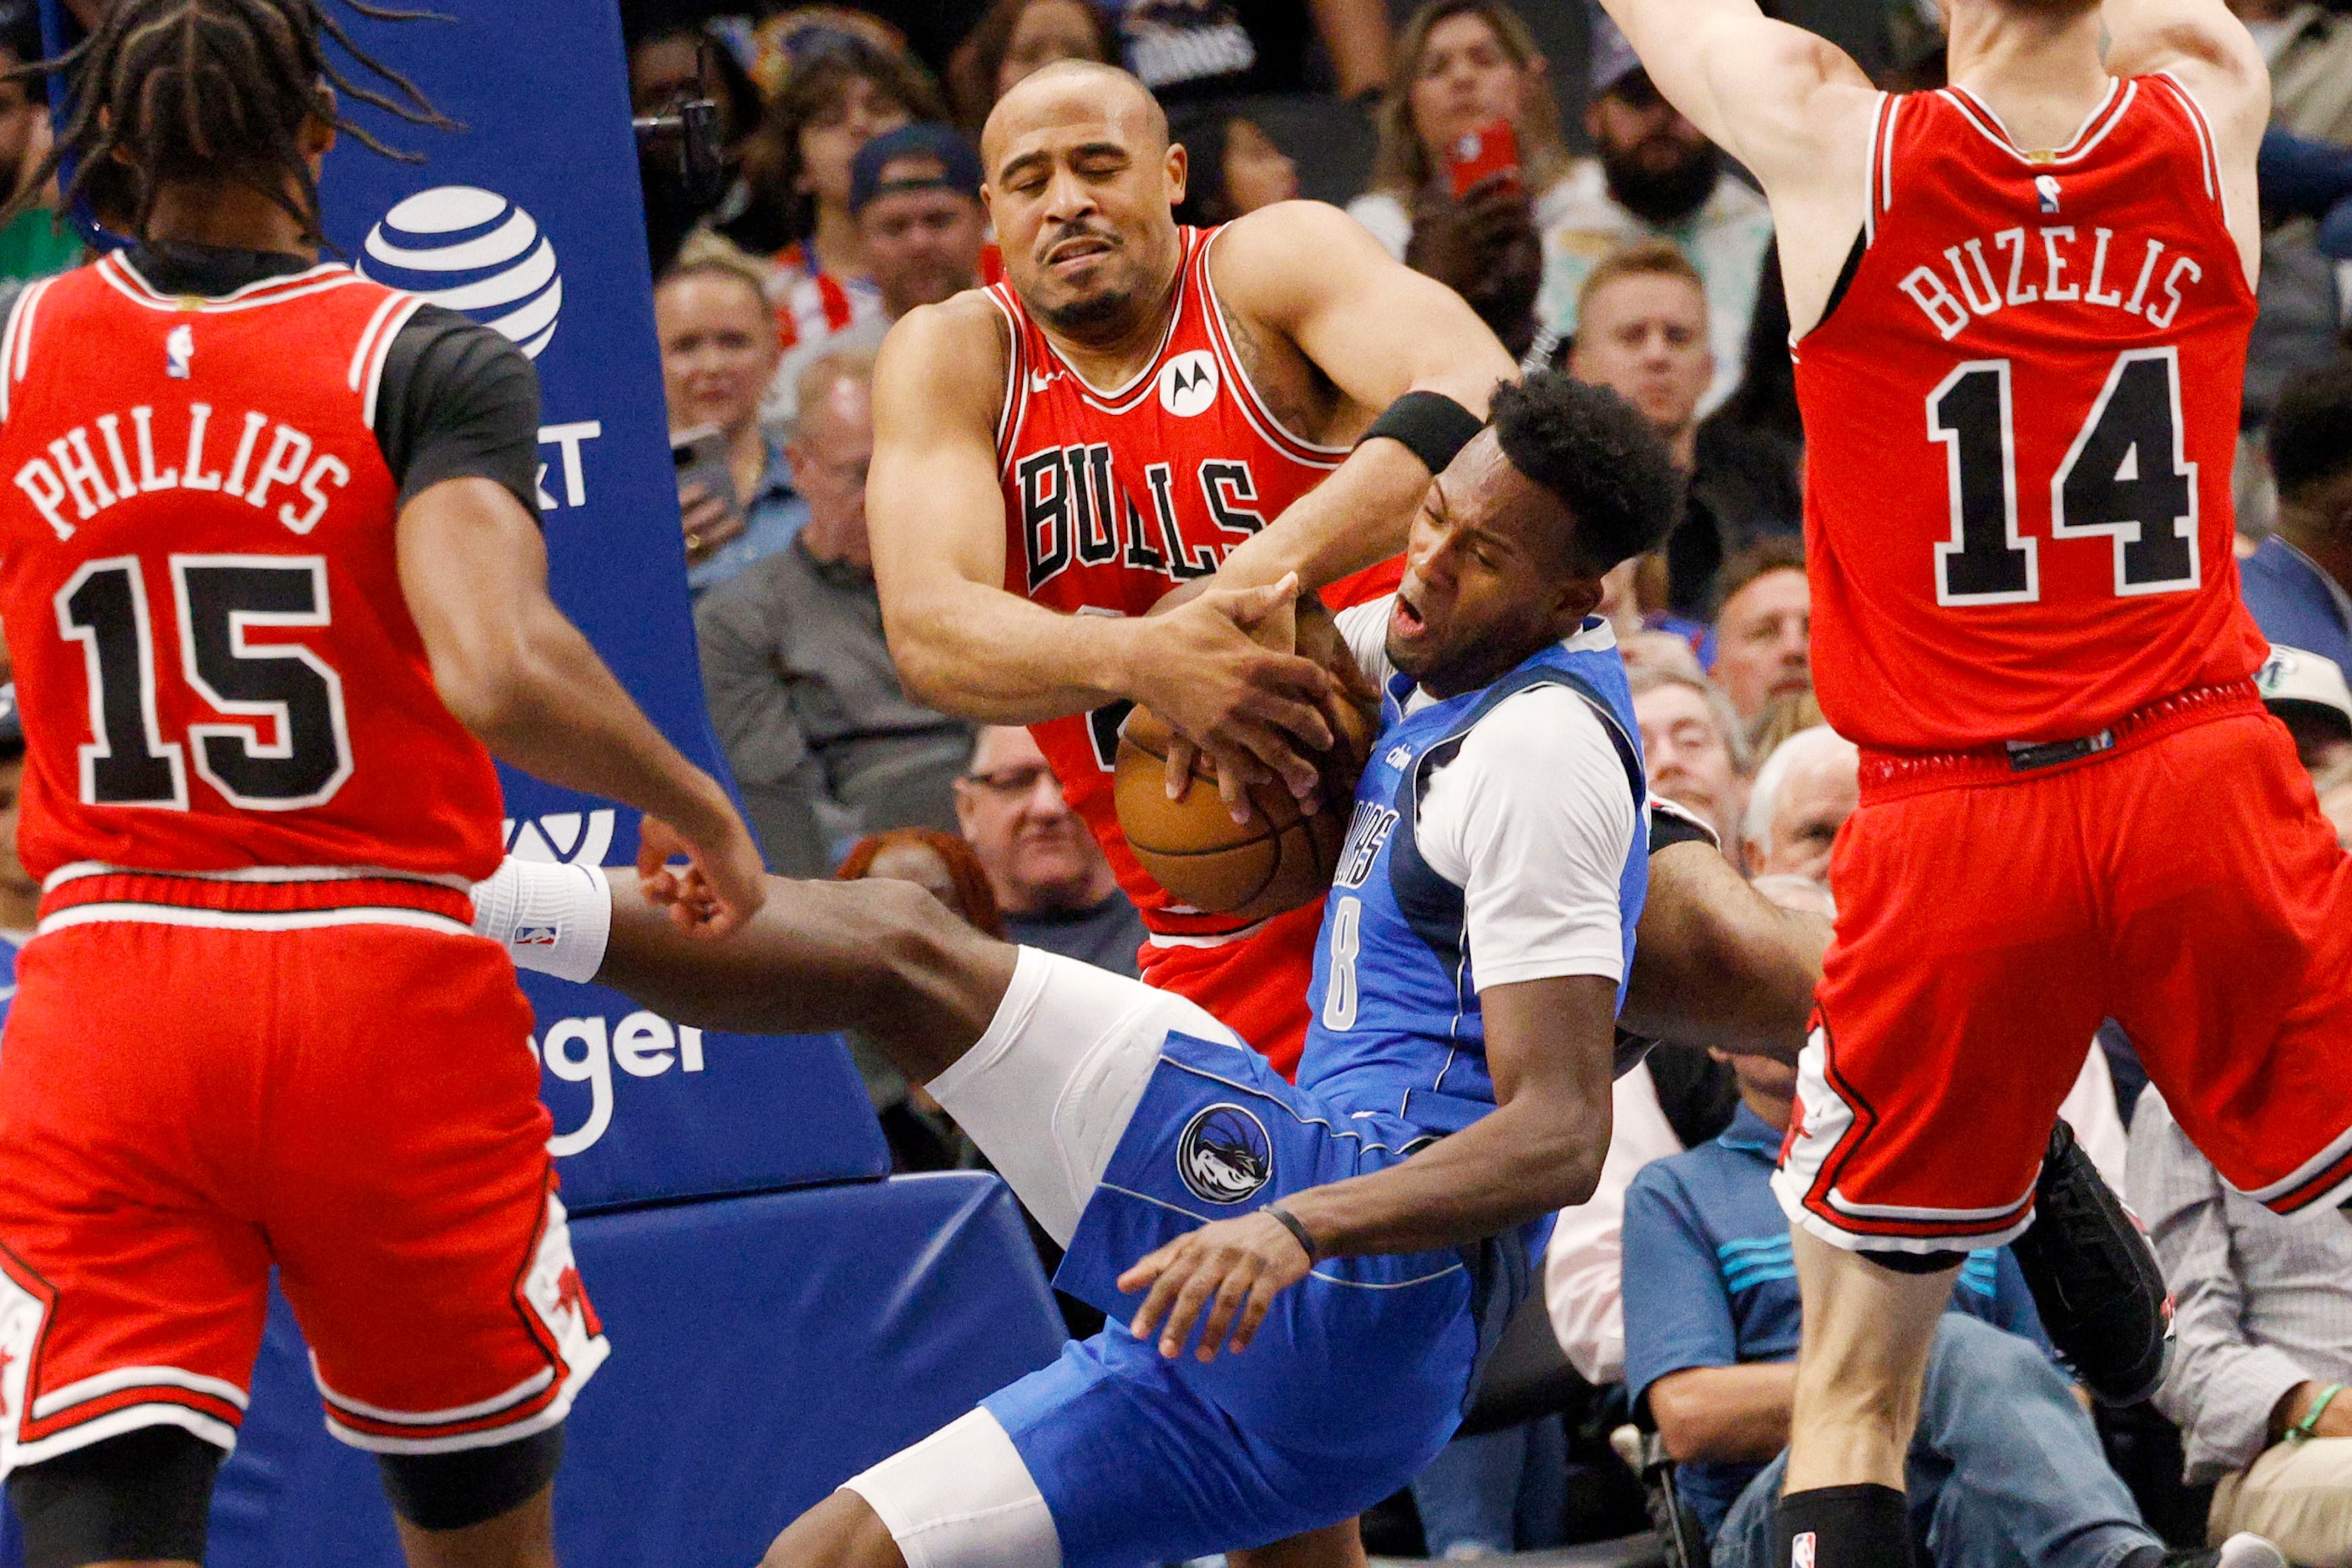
2008, 1118, 2174, 1407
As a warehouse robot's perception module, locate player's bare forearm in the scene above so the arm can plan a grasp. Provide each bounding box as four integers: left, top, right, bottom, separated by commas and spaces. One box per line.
1622, 842, 1827, 1063
1207, 205, 1516, 594
594, 867, 1016, 1074
1647, 1363, 1797, 1463
1280, 976, 1619, 1257
398, 478, 743, 850
883, 574, 1152, 724
1213, 438, 1439, 594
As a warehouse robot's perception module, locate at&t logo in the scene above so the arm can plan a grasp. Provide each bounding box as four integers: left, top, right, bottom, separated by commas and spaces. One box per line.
503, 810, 615, 866
361, 186, 564, 359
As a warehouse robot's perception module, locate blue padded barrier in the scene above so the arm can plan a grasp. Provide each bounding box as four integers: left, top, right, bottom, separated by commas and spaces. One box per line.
205, 1174, 1067, 1567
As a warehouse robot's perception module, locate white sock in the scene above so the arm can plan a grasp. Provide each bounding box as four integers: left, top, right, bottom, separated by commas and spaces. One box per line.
469, 859, 613, 984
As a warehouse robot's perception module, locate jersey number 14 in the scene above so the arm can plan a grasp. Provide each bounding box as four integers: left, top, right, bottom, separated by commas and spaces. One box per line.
58, 554, 352, 811
1930, 346, 2198, 605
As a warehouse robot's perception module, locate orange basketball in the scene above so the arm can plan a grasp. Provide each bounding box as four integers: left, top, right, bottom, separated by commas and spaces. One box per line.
1112, 699, 1376, 922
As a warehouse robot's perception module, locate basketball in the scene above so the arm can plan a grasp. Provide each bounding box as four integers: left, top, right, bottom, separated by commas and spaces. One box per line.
1113, 697, 1376, 922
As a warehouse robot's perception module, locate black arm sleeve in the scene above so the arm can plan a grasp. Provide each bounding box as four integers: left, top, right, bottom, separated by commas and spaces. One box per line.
372, 305, 544, 518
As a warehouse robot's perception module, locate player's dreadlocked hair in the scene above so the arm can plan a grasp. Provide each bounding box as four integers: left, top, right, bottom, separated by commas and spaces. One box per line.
6, 0, 457, 242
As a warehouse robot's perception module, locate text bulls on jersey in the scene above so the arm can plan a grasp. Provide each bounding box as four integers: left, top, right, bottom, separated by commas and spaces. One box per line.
1016, 442, 1272, 593
15, 402, 349, 542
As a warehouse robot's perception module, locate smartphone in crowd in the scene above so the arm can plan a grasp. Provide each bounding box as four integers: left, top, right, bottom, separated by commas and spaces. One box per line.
1447, 118, 1522, 200
670, 424, 743, 525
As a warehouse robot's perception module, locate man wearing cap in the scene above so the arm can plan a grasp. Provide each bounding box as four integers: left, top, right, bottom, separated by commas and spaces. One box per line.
2255, 645, 2352, 779
768, 124, 989, 428
1529, 9, 1773, 412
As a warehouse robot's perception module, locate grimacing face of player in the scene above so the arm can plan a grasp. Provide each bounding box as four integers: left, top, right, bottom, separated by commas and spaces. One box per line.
984, 66, 1186, 341
1388, 432, 1600, 701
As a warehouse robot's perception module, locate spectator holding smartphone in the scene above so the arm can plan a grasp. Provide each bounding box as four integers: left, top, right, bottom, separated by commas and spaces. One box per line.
1348, 0, 1563, 357
655, 257, 807, 595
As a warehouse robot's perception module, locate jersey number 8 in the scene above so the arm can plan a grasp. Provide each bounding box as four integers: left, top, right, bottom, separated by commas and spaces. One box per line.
58, 554, 352, 811
1930, 346, 2198, 606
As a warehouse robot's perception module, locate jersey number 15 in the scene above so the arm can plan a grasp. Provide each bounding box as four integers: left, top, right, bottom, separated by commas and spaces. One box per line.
1930, 346, 2198, 605
58, 554, 352, 811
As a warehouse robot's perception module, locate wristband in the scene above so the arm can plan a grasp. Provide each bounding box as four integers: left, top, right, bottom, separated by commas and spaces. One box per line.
2290, 1382, 2344, 1444
1261, 1202, 1320, 1263
1358, 390, 1484, 477
469, 858, 613, 984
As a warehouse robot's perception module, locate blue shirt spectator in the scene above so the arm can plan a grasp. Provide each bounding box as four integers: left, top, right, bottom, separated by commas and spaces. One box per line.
1621, 1039, 2178, 1568
685, 436, 805, 598
1622, 1104, 2047, 1535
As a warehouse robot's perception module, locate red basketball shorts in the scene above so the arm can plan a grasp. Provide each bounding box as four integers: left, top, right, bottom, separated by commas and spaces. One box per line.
1775, 694, 2352, 1252
0, 874, 607, 1479
1136, 898, 1324, 1081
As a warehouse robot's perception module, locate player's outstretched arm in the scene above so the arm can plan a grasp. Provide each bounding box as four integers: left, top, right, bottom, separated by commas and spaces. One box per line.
398, 476, 764, 933
870, 300, 1345, 804
1120, 973, 1621, 1363
1621, 840, 1827, 1065
1202, 201, 1521, 593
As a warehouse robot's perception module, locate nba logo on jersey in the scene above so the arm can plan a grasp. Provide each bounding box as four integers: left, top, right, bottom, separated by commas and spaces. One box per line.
1160, 350, 1218, 417
2034, 174, 2061, 214
1791, 1532, 1817, 1568
165, 323, 194, 379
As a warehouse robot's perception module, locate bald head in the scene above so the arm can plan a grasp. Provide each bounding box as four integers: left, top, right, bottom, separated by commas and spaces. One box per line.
981, 59, 1168, 175
979, 57, 1185, 346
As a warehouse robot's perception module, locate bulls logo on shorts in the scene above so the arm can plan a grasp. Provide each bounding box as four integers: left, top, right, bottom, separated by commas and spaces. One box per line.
1178, 1104, 1272, 1205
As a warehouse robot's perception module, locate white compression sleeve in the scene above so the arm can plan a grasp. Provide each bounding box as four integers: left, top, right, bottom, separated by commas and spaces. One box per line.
469, 859, 614, 984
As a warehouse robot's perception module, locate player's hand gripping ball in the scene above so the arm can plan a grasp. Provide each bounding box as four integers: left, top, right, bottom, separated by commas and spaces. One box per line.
1113, 670, 1378, 922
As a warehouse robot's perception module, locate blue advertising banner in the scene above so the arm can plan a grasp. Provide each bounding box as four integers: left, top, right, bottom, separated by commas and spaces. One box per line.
33, 0, 890, 1206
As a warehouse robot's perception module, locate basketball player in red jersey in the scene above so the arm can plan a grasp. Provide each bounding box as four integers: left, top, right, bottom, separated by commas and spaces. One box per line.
1595, 0, 2352, 1555
868, 59, 1519, 1089
0, 4, 764, 1566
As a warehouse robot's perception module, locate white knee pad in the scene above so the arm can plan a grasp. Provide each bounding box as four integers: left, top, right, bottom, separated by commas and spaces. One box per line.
840, 1408, 1060, 1568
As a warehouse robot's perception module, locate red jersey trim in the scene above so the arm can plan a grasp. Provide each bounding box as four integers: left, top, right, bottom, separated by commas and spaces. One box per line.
984, 282, 1030, 478
1939, 78, 2134, 167
2148, 72, 2225, 215
1197, 225, 1350, 469
1865, 92, 1898, 240
360, 296, 429, 432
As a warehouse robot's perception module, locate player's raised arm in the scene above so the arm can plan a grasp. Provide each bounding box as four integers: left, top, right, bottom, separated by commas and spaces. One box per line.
398, 476, 765, 933
2099, 0, 2267, 276
867, 298, 1345, 802
1203, 201, 1520, 593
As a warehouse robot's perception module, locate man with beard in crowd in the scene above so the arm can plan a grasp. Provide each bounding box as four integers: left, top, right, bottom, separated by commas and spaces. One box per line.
1531, 10, 1774, 412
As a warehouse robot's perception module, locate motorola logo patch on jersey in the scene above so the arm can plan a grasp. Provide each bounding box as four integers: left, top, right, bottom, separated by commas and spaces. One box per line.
1178, 1103, 1273, 1204
1160, 350, 1219, 417
360, 186, 564, 359
165, 324, 194, 380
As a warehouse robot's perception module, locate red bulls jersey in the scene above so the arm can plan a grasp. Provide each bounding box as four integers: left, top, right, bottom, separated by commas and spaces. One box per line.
1793, 76, 2268, 751
989, 225, 1353, 938
0, 254, 505, 888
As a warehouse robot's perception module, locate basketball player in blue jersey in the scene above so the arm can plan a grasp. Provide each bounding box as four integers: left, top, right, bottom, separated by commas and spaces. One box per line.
476, 369, 1682, 1567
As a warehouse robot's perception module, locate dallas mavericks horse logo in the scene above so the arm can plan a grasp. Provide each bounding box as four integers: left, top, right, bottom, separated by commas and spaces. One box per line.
1178, 1104, 1272, 1204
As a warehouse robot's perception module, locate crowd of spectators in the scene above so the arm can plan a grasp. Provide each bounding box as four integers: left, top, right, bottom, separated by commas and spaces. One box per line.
605, 0, 2352, 1555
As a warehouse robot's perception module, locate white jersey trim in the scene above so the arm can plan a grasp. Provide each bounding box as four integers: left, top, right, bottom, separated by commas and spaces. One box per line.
32, 1364, 250, 1422
2150, 71, 2228, 228
361, 295, 429, 432
312, 1362, 554, 1425
43, 860, 475, 893
1941, 78, 2134, 168
1039, 230, 1196, 410
36, 903, 477, 938
0, 274, 56, 422
99, 251, 362, 313
8, 1404, 240, 1474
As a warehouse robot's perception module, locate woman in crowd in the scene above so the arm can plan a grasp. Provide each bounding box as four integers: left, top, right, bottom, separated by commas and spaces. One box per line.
732, 32, 945, 375
949, 0, 1118, 132
1347, 0, 1571, 356
1170, 101, 1300, 228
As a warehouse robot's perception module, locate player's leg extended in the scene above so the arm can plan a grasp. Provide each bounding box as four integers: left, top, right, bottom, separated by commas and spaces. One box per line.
1770, 771, 2105, 1566
1783, 1232, 1957, 1493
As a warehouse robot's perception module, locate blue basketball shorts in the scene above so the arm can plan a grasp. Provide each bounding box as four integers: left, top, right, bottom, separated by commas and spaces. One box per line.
888, 949, 1543, 1568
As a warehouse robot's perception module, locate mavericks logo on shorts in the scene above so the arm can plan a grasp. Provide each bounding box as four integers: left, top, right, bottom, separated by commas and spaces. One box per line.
1178, 1103, 1272, 1205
